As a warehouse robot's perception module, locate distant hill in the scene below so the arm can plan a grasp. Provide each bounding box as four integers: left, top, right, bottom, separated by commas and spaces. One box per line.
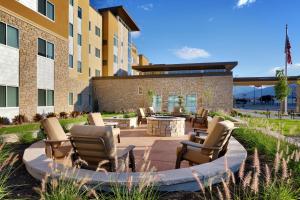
234, 84, 297, 99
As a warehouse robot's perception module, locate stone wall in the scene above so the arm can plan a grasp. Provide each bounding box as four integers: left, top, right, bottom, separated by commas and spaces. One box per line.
92, 74, 233, 113
0, 10, 69, 119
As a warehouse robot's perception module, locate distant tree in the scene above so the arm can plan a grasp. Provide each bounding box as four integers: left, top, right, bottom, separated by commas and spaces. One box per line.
274, 70, 290, 112
147, 90, 155, 107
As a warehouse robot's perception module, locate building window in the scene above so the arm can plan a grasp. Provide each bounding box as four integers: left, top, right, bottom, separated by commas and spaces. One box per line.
95, 48, 100, 58
89, 21, 91, 31
152, 95, 162, 112
38, 89, 54, 106
185, 94, 197, 113
95, 26, 100, 37
78, 7, 82, 19
69, 23, 73, 37
38, 0, 55, 21
69, 92, 73, 105
46, 2, 55, 20
77, 34, 82, 46
38, 38, 54, 59
138, 86, 143, 95
89, 67, 91, 77
69, 0, 74, 6
168, 95, 179, 113
77, 61, 82, 73
0, 23, 19, 49
113, 34, 118, 46
69, 54, 73, 68
47, 42, 54, 59
89, 44, 91, 54
114, 55, 118, 63
95, 69, 100, 77
0, 86, 19, 107
77, 93, 82, 105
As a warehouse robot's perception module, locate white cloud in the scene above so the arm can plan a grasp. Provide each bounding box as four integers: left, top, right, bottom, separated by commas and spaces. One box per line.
269, 63, 300, 76
236, 0, 256, 8
173, 46, 211, 60
131, 31, 141, 38
138, 3, 154, 11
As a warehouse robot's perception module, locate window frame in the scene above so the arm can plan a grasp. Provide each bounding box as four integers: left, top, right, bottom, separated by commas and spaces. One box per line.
69, 23, 73, 37
77, 61, 82, 73
69, 92, 74, 105
0, 85, 19, 108
0, 22, 19, 49
38, 89, 54, 107
78, 6, 82, 19
95, 26, 100, 37
185, 94, 197, 114
37, 0, 55, 21
95, 48, 100, 58
38, 38, 55, 60
77, 93, 82, 106
69, 54, 73, 68
77, 33, 82, 46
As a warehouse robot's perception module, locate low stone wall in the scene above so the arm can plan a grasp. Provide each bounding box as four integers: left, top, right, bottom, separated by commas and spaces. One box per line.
103, 117, 138, 129
147, 117, 185, 137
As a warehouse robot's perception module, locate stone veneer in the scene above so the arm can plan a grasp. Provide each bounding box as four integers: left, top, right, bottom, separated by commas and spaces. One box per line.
92, 74, 233, 113
0, 9, 69, 119
103, 117, 138, 129
147, 117, 185, 137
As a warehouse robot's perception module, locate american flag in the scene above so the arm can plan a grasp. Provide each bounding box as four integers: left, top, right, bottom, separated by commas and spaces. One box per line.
285, 34, 292, 64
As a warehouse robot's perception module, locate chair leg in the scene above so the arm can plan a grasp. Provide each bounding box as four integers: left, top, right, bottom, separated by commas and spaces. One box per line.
129, 150, 136, 172
175, 145, 187, 169
117, 134, 121, 143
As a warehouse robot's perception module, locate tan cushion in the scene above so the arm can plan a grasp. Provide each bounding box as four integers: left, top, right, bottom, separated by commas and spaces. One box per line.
138, 108, 146, 118
202, 109, 208, 117
41, 117, 67, 141
52, 142, 72, 158
207, 116, 224, 134
177, 146, 210, 164
88, 113, 105, 126
197, 107, 204, 115
202, 120, 234, 155
70, 125, 116, 158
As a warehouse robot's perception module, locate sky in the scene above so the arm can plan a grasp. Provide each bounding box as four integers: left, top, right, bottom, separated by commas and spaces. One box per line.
90, 0, 300, 77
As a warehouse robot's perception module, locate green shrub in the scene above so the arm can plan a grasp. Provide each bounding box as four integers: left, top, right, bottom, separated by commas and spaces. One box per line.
12, 114, 29, 125
59, 112, 69, 119
33, 113, 44, 122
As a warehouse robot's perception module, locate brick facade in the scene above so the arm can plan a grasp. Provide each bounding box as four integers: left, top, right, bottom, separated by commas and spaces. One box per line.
92, 74, 233, 113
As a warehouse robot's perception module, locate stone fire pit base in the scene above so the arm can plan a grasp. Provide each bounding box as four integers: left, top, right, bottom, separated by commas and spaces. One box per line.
147, 116, 185, 137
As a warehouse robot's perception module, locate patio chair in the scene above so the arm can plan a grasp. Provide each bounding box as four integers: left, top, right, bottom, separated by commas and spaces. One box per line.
175, 120, 235, 168
189, 107, 204, 122
192, 109, 208, 127
146, 107, 155, 116
137, 108, 147, 125
41, 117, 72, 160
189, 116, 224, 143
88, 113, 121, 143
70, 125, 135, 172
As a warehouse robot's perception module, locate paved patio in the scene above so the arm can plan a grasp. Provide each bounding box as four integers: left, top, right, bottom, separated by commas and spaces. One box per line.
117, 121, 202, 171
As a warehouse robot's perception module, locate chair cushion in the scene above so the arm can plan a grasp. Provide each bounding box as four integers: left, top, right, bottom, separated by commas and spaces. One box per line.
41, 117, 67, 141
138, 108, 146, 118
177, 146, 210, 164
201, 120, 234, 155
88, 113, 105, 126
207, 116, 224, 134
52, 142, 72, 158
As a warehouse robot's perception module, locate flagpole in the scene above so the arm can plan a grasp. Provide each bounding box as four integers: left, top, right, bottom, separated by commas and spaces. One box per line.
284, 24, 288, 115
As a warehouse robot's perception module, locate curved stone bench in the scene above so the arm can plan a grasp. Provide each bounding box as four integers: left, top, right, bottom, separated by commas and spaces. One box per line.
23, 137, 247, 192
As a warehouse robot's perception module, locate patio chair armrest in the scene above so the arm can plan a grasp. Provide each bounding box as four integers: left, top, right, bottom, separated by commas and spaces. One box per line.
180, 140, 219, 150
44, 139, 69, 144
104, 122, 119, 127
194, 136, 205, 143
193, 129, 207, 134
117, 145, 135, 159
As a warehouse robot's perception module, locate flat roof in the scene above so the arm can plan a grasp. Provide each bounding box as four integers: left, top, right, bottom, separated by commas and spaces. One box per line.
98, 6, 140, 31
132, 62, 238, 72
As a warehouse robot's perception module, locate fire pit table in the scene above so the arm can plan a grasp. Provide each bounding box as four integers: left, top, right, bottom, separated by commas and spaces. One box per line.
147, 116, 185, 137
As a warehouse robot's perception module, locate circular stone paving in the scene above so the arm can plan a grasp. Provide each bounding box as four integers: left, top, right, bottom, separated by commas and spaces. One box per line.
23, 137, 247, 192
147, 116, 185, 137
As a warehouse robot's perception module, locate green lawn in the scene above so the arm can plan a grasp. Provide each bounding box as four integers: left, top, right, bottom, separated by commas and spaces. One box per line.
266, 118, 300, 136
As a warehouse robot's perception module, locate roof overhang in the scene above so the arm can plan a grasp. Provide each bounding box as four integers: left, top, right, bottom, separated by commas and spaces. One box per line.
132, 62, 238, 72
98, 6, 140, 31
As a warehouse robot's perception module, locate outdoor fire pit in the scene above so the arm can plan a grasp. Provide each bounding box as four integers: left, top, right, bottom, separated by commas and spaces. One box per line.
147, 116, 185, 137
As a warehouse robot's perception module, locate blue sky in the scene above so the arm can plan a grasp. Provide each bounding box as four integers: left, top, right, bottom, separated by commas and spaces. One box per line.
90, 0, 300, 77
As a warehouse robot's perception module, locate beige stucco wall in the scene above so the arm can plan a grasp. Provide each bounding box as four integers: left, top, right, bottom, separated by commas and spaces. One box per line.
92, 75, 233, 113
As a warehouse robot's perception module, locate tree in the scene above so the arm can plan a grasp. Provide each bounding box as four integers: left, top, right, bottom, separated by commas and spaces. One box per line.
274, 70, 290, 113
147, 90, 155, 107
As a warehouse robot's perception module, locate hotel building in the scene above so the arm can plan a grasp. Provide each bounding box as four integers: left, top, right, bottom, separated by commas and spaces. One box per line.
0, 1, 142, 120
